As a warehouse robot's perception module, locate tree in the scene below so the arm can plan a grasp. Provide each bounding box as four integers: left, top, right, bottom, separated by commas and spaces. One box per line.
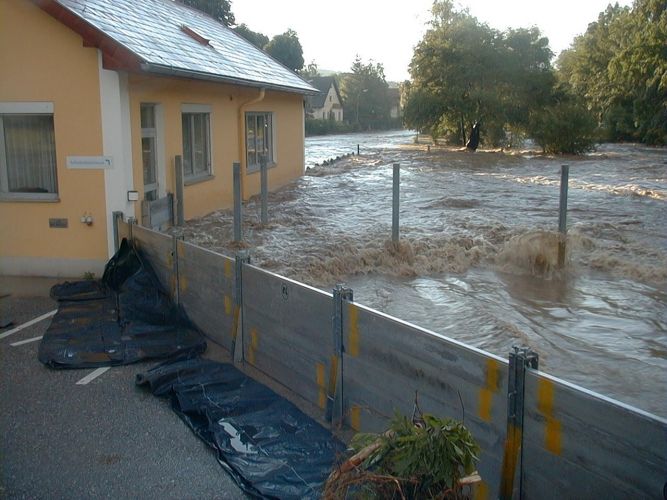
340, 57, 391, 130
264, 29, 304, 72
405, 1, 554, 146
557, 0, 666, 144
300, 60, 320, 80
233, 24, 269, 49
529, 87, 597, 154
177, 0, 235, 26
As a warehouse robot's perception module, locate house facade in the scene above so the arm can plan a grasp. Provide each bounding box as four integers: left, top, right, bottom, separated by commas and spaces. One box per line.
306, 77, 343, 122
0, 0, 315, 277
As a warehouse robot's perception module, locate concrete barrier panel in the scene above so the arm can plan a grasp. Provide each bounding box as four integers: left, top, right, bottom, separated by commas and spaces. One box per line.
341, 300, 508, 498
242, 264, 334, 413
522, 369, 667, 498
177, 241, 236, 351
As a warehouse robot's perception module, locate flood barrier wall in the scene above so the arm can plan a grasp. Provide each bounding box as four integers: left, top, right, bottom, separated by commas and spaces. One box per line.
117, 218, 666, 499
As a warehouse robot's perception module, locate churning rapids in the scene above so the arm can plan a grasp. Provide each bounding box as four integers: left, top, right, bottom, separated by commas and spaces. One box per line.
173, 130, 667, 418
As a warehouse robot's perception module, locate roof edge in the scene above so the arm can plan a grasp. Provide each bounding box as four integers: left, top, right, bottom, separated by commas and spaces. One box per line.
141, 63, 319, 95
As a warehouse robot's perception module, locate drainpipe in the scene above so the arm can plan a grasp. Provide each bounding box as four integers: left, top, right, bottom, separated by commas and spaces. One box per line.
237, 88, 266, 198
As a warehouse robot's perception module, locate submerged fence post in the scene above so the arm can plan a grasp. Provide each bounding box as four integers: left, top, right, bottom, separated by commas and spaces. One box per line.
357, 144, 360, 155
500, 346, 539, 500
232, 251, 250, 364
558, 165, 569, 268
171, 234, 181, 306
112, 211, 123, 252
392, 163, 400, 243
260, 156, 268, 225
174, 155, 184, 226
233, 162, 242, 243
330, 284, 353, 427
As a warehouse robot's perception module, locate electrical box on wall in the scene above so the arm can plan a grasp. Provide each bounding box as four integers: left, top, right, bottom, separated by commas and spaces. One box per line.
127, 191, 139, 201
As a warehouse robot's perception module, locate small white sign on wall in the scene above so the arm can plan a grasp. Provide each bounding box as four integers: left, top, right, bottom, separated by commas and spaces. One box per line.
66, 156, 114, 169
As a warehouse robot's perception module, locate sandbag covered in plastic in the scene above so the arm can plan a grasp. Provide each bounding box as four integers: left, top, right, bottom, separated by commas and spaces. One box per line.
38, 238, 206, 368
136, 356, 345, 499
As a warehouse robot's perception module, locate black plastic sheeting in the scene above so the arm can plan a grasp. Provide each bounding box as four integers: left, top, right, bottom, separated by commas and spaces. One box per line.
136, 356, 345, 499
39, 238, 206, 368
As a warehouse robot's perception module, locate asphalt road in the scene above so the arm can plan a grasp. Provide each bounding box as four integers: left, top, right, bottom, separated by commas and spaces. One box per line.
0, 293, 247, 499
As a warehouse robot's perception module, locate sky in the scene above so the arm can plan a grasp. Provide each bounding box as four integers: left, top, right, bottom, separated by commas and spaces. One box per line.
233, 0, 634, 82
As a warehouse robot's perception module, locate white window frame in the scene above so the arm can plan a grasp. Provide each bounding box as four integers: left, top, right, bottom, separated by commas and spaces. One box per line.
181, 104, 212, 183
0, 102, 58, 202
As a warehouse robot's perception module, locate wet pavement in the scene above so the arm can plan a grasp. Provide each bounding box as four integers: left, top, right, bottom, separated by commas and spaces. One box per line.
0, 281, 246, 499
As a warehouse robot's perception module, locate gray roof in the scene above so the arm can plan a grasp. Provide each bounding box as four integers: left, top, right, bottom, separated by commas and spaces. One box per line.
41, 0, 316, 94
306, 76, 341, 109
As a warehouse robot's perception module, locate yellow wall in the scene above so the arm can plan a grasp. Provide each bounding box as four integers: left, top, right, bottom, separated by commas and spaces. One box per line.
0, 1, 307, 276
0, 0, 108, 276
128, 78, 306, 220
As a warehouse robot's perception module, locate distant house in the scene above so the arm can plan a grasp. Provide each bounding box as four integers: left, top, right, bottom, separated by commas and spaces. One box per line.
0, 0, 315, 277
306, 77, 344, 122
388, 87, 402, 119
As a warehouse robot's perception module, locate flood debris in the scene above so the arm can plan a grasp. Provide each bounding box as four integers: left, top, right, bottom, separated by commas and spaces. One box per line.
38, 238, 205, 368
136, 355, 345, 499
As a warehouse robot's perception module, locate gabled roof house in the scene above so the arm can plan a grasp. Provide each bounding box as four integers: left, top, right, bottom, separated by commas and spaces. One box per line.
306, 76, 344, 122
0, 0, 316, 277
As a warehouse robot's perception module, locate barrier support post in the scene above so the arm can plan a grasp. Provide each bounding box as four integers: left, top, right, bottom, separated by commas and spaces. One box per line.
260, 156, 268, 225
500, 346, 539, 500
392, 163, 400, 243
330, 284, 353, 427
232, 251, 251, 364
233, 162, 242, 243
558, 165, 569, 268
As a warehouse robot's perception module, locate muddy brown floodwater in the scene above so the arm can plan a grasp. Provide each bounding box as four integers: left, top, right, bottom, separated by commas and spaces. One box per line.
173, 130, 667, 418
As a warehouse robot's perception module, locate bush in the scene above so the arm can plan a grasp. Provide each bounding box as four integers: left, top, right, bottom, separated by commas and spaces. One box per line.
530, 100, 597, 154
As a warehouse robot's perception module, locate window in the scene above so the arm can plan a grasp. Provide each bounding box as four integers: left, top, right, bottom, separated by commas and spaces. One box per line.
0, 103, 57, 200
246, 112, 273, 170
141, 104, 158, 201
181, 106, 211, 180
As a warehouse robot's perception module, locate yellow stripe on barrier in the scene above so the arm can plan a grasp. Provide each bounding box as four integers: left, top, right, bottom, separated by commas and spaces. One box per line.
538, 378, 562, 455
499, 424, 522, 498
224, 295, 233, 316
328, 354, 338, 398
473, 480, 489, 500
350, 405, 361, 431
478, 358, 500, 422
179, 275, 188, 293
316, 362, 326, 409
247, 328, 258, 365
177, 239, 185, 259
224, 259, 233, 279
348, 303, 359, 357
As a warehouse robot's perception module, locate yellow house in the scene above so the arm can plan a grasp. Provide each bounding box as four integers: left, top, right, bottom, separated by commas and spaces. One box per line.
0, 0, 315, 278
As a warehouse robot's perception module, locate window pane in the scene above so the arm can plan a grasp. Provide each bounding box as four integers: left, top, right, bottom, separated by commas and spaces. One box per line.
192, 113, 209, 174
246, 112, 272, 168
142, 136, 156, 185
181, 114, 193, 176
3, 115, 57, 193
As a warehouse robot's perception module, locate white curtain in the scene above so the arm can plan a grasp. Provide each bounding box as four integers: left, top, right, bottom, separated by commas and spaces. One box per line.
3, 115, 57, 193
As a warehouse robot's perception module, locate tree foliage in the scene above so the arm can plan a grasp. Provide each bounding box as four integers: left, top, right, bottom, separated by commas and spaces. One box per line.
233, 23, 269, 49
340, 57, 391, 130
558, 0, 667, 144
264, 29, 305, 72
405, 1, 556, 147
177, 0, 235, 26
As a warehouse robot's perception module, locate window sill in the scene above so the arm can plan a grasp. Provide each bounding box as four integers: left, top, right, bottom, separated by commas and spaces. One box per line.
0, 194, 60, 203
247, 162, 277, 174
184, 174, 215, 186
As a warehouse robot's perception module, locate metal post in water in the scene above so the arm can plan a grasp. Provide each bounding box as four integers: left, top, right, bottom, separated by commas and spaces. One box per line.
260, 156, 268, 225
392, 163, 400, 243
357, 144, 360, 155
233, 162, 242, 243
427, 144, 431, 153
558, 165, 569, 268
